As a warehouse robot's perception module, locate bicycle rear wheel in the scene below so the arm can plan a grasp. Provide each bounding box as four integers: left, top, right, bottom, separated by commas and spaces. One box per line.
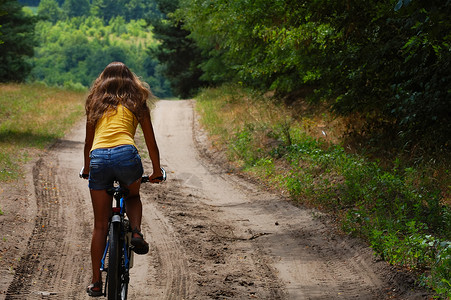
120, 220, 132, 299
108, 222, 121, 300
121, 278, 128, 300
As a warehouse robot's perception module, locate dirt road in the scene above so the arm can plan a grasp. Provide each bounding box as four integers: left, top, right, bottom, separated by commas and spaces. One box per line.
0, 100, 428, 299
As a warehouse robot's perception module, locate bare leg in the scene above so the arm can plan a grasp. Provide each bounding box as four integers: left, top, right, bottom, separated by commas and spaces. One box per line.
90, 189, 112, 285
124, 179, 148, 254
124, 178, 143, 238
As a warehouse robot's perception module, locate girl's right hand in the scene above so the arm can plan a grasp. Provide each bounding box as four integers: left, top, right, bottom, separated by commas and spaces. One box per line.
79, 167, 89, 179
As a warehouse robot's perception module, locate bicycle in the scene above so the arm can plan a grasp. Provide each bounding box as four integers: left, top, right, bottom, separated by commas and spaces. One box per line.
80, 168, 166, 300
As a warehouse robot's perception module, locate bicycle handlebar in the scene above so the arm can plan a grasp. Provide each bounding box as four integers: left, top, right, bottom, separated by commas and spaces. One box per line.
142, 167, 166, 183
79, 167, 167, 183
79, 167, 89, 179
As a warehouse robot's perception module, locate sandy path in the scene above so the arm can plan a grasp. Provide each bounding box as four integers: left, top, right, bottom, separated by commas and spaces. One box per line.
0, 100, 427, 299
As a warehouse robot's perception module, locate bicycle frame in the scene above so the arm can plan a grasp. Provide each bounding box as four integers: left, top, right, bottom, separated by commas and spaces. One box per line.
100, 192, 133, 272
101, 184, 133, 299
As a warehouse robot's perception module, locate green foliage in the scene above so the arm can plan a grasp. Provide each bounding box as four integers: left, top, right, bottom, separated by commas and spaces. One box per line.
148, 0, 205, 98
31, 0, 161, 23
427, 241, 451, 298
196, 85, 451, 297
28, 0, 170, 97
326, 0, 451, 149
177, 0, 450, 149
30, 17, 171, 97
91, 0, 160, 22
0, 150, 19, 181
62, 0, 90, 18
177, 0, 336, 90
0, 0, 37, 82
37, 0, 63, 23
7, 0, 171, 97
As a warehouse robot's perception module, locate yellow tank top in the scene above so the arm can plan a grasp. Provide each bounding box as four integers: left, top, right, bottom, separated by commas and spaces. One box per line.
91, 104, 138, 151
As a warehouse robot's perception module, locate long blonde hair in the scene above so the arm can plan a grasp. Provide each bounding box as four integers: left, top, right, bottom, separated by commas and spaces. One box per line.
85, 62, 153, 125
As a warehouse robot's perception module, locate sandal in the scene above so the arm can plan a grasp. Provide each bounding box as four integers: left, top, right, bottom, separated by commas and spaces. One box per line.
131, 228, 149, 255
86, 281, 103, 297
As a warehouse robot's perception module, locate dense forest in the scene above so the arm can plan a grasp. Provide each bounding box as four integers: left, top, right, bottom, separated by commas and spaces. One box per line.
171, 0, 450, 152
1, 0, 170, 97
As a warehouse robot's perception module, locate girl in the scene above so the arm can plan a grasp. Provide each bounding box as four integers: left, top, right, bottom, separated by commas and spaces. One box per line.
81, 62, 163, 297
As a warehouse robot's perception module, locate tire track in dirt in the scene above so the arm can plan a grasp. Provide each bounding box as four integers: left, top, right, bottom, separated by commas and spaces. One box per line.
5, 134, 92, 299
4, 160, 50, 299
137, 179, 285, 299
5, 157, 66, 299
127, 185, 193, 299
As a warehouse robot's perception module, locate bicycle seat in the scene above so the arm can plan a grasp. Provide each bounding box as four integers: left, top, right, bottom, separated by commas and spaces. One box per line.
106, 185, 129, 196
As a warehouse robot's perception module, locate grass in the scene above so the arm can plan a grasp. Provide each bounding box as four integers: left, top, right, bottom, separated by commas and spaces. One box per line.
195, 84, 451, 299
0, 83, 86, 181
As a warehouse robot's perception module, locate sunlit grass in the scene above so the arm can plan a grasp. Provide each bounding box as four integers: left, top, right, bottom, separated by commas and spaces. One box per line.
0, 83, 86, 180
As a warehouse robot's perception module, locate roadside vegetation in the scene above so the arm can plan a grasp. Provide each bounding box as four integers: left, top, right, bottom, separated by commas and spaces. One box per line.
0, 83, 85, 181
196, 85, 451, 298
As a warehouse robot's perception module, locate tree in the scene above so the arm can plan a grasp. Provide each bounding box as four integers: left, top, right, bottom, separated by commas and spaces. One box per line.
125, 0, 147, 21
91, 0, 123, 21
0, 0, 36, 82
37, 0, 63, 23
62, 0, 90, 18
149, 0, 206, 98
0, 8, 5, 44
91, 0, 160, 22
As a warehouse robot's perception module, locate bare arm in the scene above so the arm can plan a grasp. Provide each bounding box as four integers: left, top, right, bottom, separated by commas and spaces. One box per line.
82, 121, 95, 178
140, 112, 163, 180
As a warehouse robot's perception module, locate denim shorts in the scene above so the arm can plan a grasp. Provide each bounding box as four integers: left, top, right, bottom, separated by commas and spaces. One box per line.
89, 145, 144, 190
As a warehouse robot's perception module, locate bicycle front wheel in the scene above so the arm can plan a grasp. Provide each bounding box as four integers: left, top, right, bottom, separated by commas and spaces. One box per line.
108, 222, 121, 300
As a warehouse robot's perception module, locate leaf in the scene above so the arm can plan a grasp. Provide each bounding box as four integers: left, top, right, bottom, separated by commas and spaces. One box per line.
395, 0, 403, 11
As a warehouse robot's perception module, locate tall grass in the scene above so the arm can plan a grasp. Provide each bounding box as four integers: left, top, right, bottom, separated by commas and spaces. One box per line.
196, 85, 451, 298
0, 83, 86, 181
